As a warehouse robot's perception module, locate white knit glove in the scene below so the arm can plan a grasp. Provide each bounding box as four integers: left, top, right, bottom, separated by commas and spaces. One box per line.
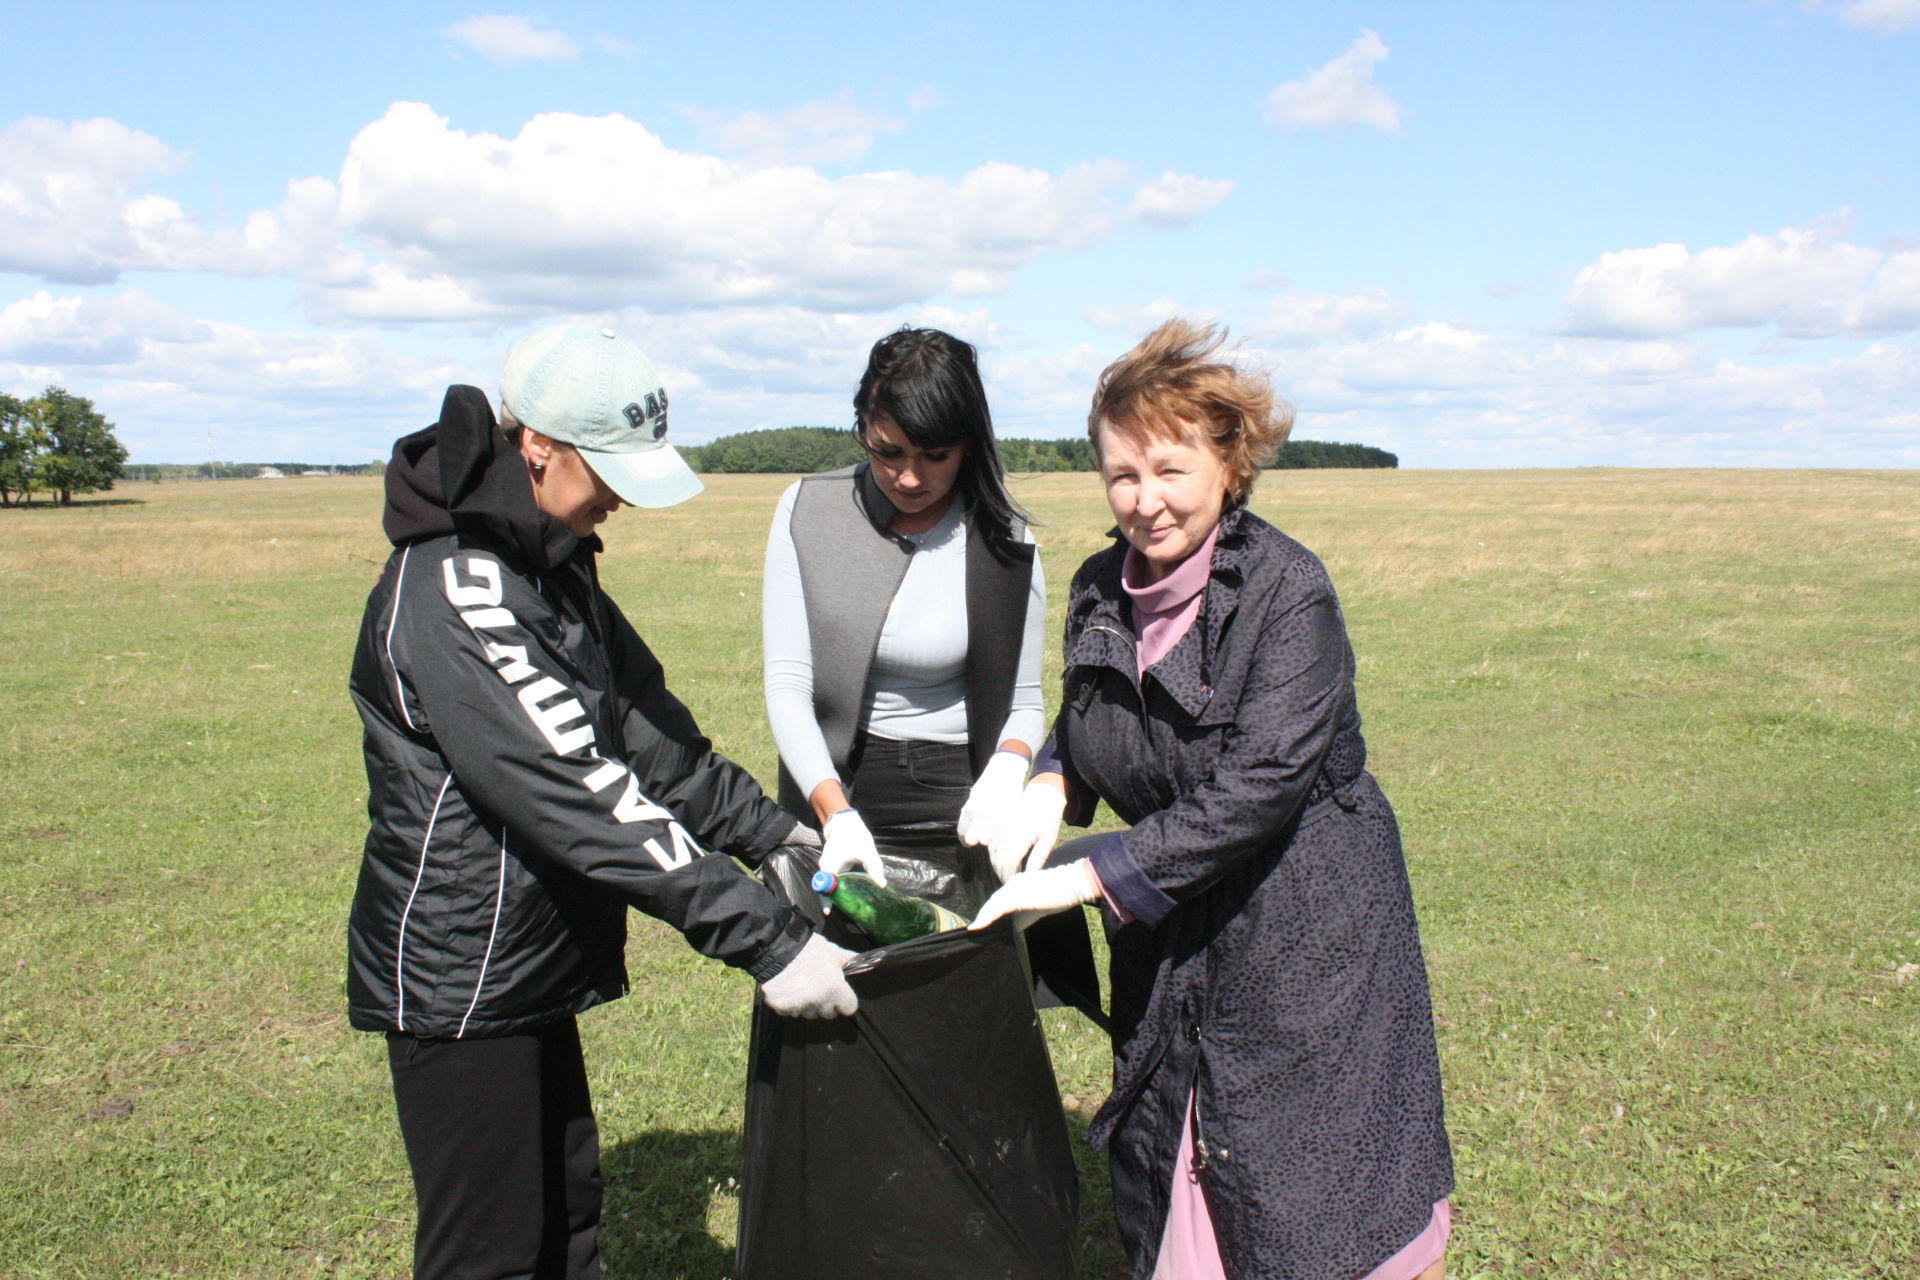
969, 861, 1100, 933
759, 933, 859, 1018
986, 778, 1068, 883
821, 808, 887, 886
956, 750, 1031, 849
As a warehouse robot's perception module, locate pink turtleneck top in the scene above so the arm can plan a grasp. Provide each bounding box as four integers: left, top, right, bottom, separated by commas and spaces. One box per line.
1120, 523, 1221, 678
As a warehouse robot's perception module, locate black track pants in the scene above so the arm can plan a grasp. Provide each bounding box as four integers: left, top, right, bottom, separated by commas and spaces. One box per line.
387, 1017, 602, 1280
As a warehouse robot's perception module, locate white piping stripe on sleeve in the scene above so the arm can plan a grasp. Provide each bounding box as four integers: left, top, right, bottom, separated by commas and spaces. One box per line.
456, 829, 510, 1039
386, 545, 420, 732
393, 772, 453, 1032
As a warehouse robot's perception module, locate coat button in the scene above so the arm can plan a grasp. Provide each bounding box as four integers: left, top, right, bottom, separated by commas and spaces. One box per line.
1186, 1023, 1202, 1044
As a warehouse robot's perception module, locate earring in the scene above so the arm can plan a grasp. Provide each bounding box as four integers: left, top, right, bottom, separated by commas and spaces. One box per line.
531, 462, 546, 478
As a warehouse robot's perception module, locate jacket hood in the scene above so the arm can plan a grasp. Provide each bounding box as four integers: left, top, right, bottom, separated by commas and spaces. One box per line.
382, 384, 587, 570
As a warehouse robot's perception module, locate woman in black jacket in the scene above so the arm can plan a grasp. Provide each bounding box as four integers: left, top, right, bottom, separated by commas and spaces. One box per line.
973, 321, 1453, 1280
348, 325, 858, 1280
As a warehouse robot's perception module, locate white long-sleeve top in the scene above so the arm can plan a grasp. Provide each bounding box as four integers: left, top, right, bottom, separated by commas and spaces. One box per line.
762, 480, 1046, 801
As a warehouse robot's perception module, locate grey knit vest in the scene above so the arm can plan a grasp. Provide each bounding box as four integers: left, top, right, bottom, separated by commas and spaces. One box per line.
776, 463, 1033, 818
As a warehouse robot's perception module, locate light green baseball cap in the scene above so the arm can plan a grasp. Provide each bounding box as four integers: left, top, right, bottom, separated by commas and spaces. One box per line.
501, 324, 703, 509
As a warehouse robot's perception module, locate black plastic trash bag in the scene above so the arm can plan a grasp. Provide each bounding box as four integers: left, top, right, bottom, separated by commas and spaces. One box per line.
736, 849, 1081, 1280
864, 818, 1105, 1027
867, 817, 994, 916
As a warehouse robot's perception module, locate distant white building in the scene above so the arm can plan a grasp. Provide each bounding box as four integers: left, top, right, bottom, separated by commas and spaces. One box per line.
257, 466, 285, 479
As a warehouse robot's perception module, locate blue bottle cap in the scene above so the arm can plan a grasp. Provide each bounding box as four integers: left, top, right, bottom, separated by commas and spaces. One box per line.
810, 869, 837, 894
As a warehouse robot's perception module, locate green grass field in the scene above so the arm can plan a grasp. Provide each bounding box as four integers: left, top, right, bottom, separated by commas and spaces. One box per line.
2, 469, 1916, 1278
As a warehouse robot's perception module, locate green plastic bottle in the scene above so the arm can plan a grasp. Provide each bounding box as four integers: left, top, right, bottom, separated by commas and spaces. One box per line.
811, 870, 969, 945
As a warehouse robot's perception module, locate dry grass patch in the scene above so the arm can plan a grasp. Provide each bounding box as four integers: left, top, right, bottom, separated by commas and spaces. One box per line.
2, 469, 1916, 1278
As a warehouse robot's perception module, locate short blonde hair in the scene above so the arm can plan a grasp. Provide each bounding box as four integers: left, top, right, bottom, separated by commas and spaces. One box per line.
1087, 319, 1292, 500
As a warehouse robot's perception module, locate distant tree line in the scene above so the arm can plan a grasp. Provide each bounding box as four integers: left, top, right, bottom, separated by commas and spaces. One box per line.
680, 427, 865, 474
1270, 439, 1398, 469
680, 426, 1395, 473
0, 387, 129, 507
122, 461, 386, 481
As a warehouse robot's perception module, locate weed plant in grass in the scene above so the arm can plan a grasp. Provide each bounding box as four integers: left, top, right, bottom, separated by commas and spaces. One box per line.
1, 470, 1916, 1278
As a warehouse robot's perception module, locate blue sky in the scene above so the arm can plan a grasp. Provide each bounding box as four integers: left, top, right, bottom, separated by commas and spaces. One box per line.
3, 1, 1916, 466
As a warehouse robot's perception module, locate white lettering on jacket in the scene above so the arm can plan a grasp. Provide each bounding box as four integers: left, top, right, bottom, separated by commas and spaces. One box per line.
441, 555, 696, 869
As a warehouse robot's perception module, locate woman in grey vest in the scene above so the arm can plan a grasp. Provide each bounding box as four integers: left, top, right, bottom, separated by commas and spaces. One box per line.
761, 327, 1048, 915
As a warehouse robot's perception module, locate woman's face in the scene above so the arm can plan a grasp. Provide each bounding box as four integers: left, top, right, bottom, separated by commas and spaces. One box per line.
860, 414, 967, 517
1097, 418, 1230, 582
521, 432, 625, 538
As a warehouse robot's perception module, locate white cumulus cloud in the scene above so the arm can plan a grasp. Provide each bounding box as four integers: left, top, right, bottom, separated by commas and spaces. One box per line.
1126, 172, 1235, 228
1079, 298, 1225, 336
0, 117, 197, 283
312, 103, 1186, 317
1254, 320, 1920, 467
0, 118, 373, 287
1263, 30, 1404, 134
1802, 0, 1920, 34
1254, 286, 1409, 347
9, 284, 1919, 468
0, 289, 212, 367
687, 91, 904, 168
0, 289, 450, 398
2, 105, 1228, 325
0, 288, 460, 461
610, 304, 1023, 436
443, 14, 580, 63
1559, 212, 1920, 338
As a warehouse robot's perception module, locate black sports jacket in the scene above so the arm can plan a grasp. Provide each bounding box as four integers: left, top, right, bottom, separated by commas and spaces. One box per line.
346, 385, 810, 1038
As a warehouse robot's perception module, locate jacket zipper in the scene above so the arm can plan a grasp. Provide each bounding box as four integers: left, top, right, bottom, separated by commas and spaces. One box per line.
1189, 1032, 1211, 1177
1187, 1031, 1226, 1178
1190, 1101, 1228, 1177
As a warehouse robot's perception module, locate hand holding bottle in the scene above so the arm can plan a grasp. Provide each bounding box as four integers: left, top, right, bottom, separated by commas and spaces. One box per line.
821, 808, 887, 886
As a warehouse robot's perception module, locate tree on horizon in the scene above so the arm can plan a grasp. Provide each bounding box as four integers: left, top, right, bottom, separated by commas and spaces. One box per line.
0, 387, 129, 507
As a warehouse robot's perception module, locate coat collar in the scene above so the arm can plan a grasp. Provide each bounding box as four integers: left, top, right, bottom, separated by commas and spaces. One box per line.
1069, 502, 1254, 719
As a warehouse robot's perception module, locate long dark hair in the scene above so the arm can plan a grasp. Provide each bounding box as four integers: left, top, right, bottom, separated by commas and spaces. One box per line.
853, 327, 1033, 545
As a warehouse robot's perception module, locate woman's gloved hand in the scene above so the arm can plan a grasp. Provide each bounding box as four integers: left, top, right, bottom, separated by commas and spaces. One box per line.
759, 933, 859, 1018
821, 808, 888, 886
985, 776, 1068, 883
968, 860, 1100, 933
956, 750, 1031, 849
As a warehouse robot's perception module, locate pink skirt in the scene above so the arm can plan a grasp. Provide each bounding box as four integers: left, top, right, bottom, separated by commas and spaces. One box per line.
1151, 1091, 1450, 1280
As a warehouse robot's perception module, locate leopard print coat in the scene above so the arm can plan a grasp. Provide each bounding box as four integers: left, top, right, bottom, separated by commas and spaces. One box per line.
1049, 504, 1453, 1280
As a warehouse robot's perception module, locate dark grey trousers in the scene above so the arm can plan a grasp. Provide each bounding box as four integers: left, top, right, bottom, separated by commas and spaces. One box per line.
387, 1017, 602, 1280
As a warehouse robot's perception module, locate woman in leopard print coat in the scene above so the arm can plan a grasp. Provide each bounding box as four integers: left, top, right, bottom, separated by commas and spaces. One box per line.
974, 320, 1453, 1280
